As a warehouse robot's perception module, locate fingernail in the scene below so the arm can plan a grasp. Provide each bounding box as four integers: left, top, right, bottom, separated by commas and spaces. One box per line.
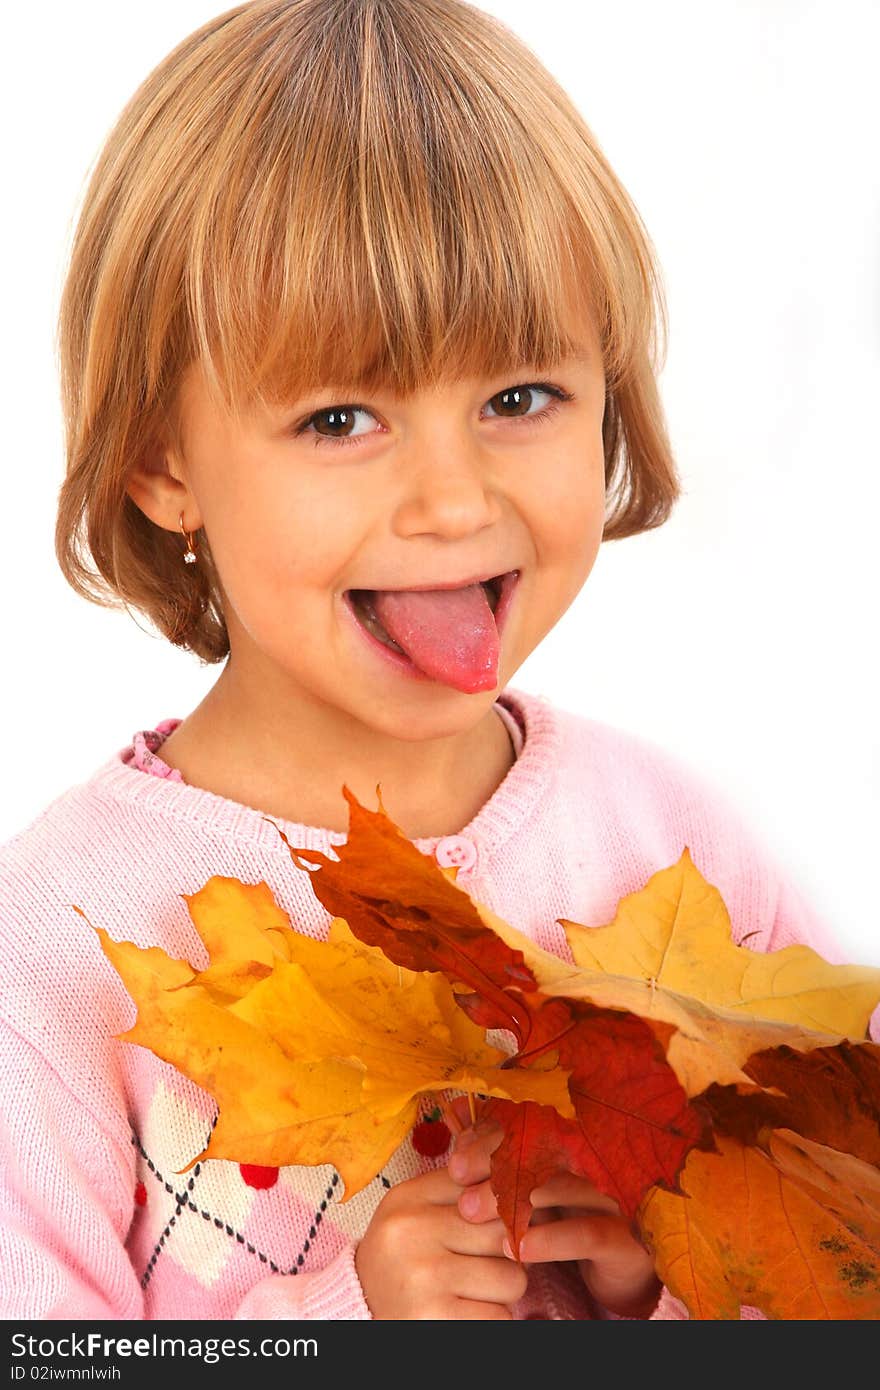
460, 1189, 480, 1217
448, 1154, 467, 1182
502, 1237, 514, 1259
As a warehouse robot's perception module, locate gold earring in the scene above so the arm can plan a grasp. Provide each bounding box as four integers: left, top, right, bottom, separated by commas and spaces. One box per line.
179, 511, 198, 564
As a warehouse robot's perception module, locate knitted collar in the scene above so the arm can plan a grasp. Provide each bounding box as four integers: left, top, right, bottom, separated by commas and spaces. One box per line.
83, 685, 560, 864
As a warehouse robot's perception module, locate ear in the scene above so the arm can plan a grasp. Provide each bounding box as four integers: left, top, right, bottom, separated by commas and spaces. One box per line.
127, 439, 202, 535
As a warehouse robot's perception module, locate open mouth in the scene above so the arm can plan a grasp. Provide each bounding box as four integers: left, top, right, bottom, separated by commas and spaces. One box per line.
346, 572, 503, 653
345, 572, 514, 655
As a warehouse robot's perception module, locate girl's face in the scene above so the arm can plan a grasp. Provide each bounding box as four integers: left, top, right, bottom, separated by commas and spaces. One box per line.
136, 306, 607, 742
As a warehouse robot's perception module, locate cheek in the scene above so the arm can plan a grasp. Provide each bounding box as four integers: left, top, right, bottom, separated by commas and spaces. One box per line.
203, 488, 370, 660
212, 476, 364, 596
529, 442, 606, 564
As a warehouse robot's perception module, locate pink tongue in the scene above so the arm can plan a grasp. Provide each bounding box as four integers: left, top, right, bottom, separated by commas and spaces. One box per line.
370, 583, 500, 693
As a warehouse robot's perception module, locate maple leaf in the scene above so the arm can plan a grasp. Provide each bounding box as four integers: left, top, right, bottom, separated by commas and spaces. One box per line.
544, 851, 880, 1095
439, 872, 860, 1096
561, 848, 879, 1036
639, 1129, 880, 1319
704, 1040, 880, 1164
483, 1000, 712, 1253
89, 918, 412, 1193
86, 786, 880, 1319
85, 879, 571, 1200
265, 796, 880, 1314
226, 927, 574, 1122
270, 789, 538, 1044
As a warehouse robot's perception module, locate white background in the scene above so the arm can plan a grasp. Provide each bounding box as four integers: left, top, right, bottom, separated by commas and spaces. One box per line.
1, 1, 877, 961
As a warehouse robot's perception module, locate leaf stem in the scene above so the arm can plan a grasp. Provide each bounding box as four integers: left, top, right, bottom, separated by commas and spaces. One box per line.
510, 1020, 578, 1068
438, 1095, 464, 1137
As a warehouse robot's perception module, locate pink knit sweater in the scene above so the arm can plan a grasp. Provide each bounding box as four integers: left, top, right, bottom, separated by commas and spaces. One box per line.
1, 685, 874, 1321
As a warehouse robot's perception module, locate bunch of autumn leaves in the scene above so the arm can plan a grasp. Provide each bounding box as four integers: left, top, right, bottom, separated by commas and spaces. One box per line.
90, 787, 880, 1320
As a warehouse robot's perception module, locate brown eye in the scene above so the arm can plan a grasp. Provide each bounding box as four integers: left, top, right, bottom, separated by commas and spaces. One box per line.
295, 380, 572, 453
488, 385, 537, 417
311, 406, 357, 438
483, 382, 570, 424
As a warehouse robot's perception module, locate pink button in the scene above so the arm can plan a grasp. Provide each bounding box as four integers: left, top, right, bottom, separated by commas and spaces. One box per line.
434, 834, 478, 873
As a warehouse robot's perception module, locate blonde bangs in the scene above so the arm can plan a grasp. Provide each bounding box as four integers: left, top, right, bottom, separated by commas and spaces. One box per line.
178, 1, 641, 420
57, 0, 678, 664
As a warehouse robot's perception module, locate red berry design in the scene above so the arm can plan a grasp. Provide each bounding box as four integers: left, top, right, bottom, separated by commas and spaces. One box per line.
134, 1181, 147, 1207
239, 1163, 279, 1190
411, 1108, 452, 1158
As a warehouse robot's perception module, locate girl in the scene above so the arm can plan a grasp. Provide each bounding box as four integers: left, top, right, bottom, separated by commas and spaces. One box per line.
1, 0, 873, 1322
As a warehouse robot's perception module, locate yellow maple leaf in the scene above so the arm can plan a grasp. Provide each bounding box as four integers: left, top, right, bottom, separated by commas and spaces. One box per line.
561, 848, 879, 1036
179, 874, 306, 1001
229, 954, 573, 1121
473, 851, 880, 1095
88, 875, 572, 1199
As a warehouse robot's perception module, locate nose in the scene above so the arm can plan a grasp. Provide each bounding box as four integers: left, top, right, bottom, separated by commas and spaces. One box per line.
391, 437, 503, 539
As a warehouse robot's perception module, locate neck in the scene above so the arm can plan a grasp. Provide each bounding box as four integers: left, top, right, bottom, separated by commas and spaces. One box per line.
156, 659, 516, 839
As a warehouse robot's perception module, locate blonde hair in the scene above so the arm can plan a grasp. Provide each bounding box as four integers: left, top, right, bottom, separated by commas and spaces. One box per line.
55, 0, 680, 664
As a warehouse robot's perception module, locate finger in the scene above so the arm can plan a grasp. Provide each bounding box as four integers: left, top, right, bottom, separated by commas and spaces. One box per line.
457, 1178, 498, 1223
529, 1174, 621, 1214
447, 1128, 503, 1184
448, 1095, 485, 1130
446, 1252, 529, 1307
515, 1211, 652, 1268
440, 1209, 511, 1258
397, 1165, 484, 1207
527, 1205, 559, 1228
451, 1300, 514, 1321
451, 1114, 502, 1149
457, 1181, 563, 1227
438, 1098, 466, 1138
447, 1095, 503, 1141
447, 1095, 505, 1139
379, 1200, 510, 1262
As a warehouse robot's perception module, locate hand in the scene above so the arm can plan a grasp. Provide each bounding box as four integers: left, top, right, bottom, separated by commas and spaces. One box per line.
448, 1119, 662, 1319
520, 1172, 662, 1317
354, 1162, 528, 1320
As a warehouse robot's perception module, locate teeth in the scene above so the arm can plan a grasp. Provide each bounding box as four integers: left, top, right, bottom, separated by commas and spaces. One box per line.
350, 592, 406, 652
482, 578, 501, 613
